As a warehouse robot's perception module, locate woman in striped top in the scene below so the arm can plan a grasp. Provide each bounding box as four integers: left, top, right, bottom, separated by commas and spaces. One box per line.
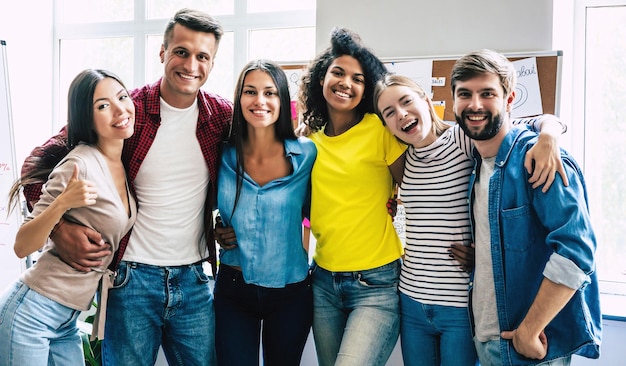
373, 74, 565, 366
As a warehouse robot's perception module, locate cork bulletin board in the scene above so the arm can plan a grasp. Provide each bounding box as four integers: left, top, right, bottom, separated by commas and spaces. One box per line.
429, 51, 562, 121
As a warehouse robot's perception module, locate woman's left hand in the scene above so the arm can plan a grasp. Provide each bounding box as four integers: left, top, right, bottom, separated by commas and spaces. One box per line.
525, 133, 569, 192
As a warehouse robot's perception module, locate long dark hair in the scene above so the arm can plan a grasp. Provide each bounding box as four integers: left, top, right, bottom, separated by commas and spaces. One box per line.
8, 69, 128, 213
298, 27, 387, 132
67, 69, 128, 147
228, 59, 295, 214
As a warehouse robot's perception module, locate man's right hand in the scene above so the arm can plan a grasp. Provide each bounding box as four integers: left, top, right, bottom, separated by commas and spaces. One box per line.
50, 219, 112, 272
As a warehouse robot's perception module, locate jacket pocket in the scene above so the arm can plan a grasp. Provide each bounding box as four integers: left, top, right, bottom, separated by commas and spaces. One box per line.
501, 204, 534, 253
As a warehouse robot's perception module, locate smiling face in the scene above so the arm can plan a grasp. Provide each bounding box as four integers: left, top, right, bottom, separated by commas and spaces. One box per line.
321, 55, 365, 115
377, 84, 437, 148
92, 77, 135, 144
240, 69, 280, 130
453, 72, 514, 141
159, 23, 218, 108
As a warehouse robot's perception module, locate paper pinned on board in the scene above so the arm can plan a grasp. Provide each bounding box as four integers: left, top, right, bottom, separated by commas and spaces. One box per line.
284, 68, 304, 101
432, 101, 445, 120
511, 57, 543, 118
432, 77, 446, 87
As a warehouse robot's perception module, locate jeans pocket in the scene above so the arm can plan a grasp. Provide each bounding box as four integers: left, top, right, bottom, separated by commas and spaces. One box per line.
356, 262, 400, 289
191, 263, 210, 284
112, 262, 131, 289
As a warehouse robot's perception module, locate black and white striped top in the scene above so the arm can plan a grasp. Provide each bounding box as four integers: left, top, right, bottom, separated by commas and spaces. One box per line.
398, 124, 474, 308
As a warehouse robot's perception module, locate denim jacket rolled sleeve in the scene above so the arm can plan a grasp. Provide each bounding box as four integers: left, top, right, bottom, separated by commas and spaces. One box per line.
468, 125, 601, 365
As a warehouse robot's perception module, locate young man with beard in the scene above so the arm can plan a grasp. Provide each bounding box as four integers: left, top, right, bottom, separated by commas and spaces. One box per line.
451, 49, 601, 366
20, 9, 232, 365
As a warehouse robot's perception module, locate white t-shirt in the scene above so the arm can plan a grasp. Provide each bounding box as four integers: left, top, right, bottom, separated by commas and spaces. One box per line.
123, 98, 209, 266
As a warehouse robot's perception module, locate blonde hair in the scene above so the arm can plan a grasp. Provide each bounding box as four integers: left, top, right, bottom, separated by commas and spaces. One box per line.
374, 73, 451, 138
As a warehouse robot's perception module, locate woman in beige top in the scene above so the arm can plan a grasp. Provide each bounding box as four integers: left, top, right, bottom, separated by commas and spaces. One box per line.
0, 69, 136, 366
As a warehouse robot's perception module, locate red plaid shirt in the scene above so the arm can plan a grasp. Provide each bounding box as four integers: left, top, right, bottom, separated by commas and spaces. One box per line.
22, 78, 233, 274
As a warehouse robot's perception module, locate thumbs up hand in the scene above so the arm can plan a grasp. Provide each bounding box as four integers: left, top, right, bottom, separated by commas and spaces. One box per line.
58, 163, 98, 209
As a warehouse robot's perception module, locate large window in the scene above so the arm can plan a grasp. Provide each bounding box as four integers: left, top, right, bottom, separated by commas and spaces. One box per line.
53, 0, 315, 129
581, 2, 626, 316
558, 0, 626, 317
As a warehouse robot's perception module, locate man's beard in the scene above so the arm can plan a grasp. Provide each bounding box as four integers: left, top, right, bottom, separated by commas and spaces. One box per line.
455, 111, 504, 141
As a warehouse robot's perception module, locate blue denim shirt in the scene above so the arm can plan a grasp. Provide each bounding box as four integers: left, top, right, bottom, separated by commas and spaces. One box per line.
217, 137, 316, 288
468, 125, 601, 365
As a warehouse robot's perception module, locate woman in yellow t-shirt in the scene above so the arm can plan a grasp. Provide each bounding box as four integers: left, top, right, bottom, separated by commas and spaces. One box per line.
298, 27, 406, 366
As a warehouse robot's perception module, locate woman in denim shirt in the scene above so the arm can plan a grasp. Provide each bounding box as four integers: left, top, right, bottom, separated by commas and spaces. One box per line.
213, 59, 316, 365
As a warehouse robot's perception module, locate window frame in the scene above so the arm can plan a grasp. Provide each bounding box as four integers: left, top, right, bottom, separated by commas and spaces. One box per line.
52, 0, 315, 129
556, 0, 626, 319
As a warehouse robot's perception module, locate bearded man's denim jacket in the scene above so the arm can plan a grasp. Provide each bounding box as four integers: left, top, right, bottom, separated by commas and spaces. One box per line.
468, 125, 601, 365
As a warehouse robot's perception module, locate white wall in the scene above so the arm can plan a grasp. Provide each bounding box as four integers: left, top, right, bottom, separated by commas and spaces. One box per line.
0, 1, 54, 292
315, 0, 554, 58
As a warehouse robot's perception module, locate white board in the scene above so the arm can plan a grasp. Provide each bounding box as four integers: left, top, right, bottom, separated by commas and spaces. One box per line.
0, 40, 25, 292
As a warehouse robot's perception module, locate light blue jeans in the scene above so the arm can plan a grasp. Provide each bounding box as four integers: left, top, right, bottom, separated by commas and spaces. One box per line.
311, 260, 401, 366
399, 292, 477, 366
103, 261, 216, 366
0, 281, 83, 366
474, 337, 572, 366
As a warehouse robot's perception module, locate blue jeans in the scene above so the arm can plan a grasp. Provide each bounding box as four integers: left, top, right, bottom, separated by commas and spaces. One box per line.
103, 261, 216, 366
214, 264, 313, 366
311, 260, 401, 366
399, 292, 477, 366
0, 281, 83, 366
474, 338, 572, 366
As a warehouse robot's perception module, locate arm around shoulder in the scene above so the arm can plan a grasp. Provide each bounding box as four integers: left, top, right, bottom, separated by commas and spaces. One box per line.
524, 115, 569, 191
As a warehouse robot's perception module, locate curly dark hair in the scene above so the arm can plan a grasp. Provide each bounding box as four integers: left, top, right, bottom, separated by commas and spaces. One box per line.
298, 27, 387, 132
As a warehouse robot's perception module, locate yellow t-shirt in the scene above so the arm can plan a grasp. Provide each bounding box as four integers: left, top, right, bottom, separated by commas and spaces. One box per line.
310, 113, 407, 271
